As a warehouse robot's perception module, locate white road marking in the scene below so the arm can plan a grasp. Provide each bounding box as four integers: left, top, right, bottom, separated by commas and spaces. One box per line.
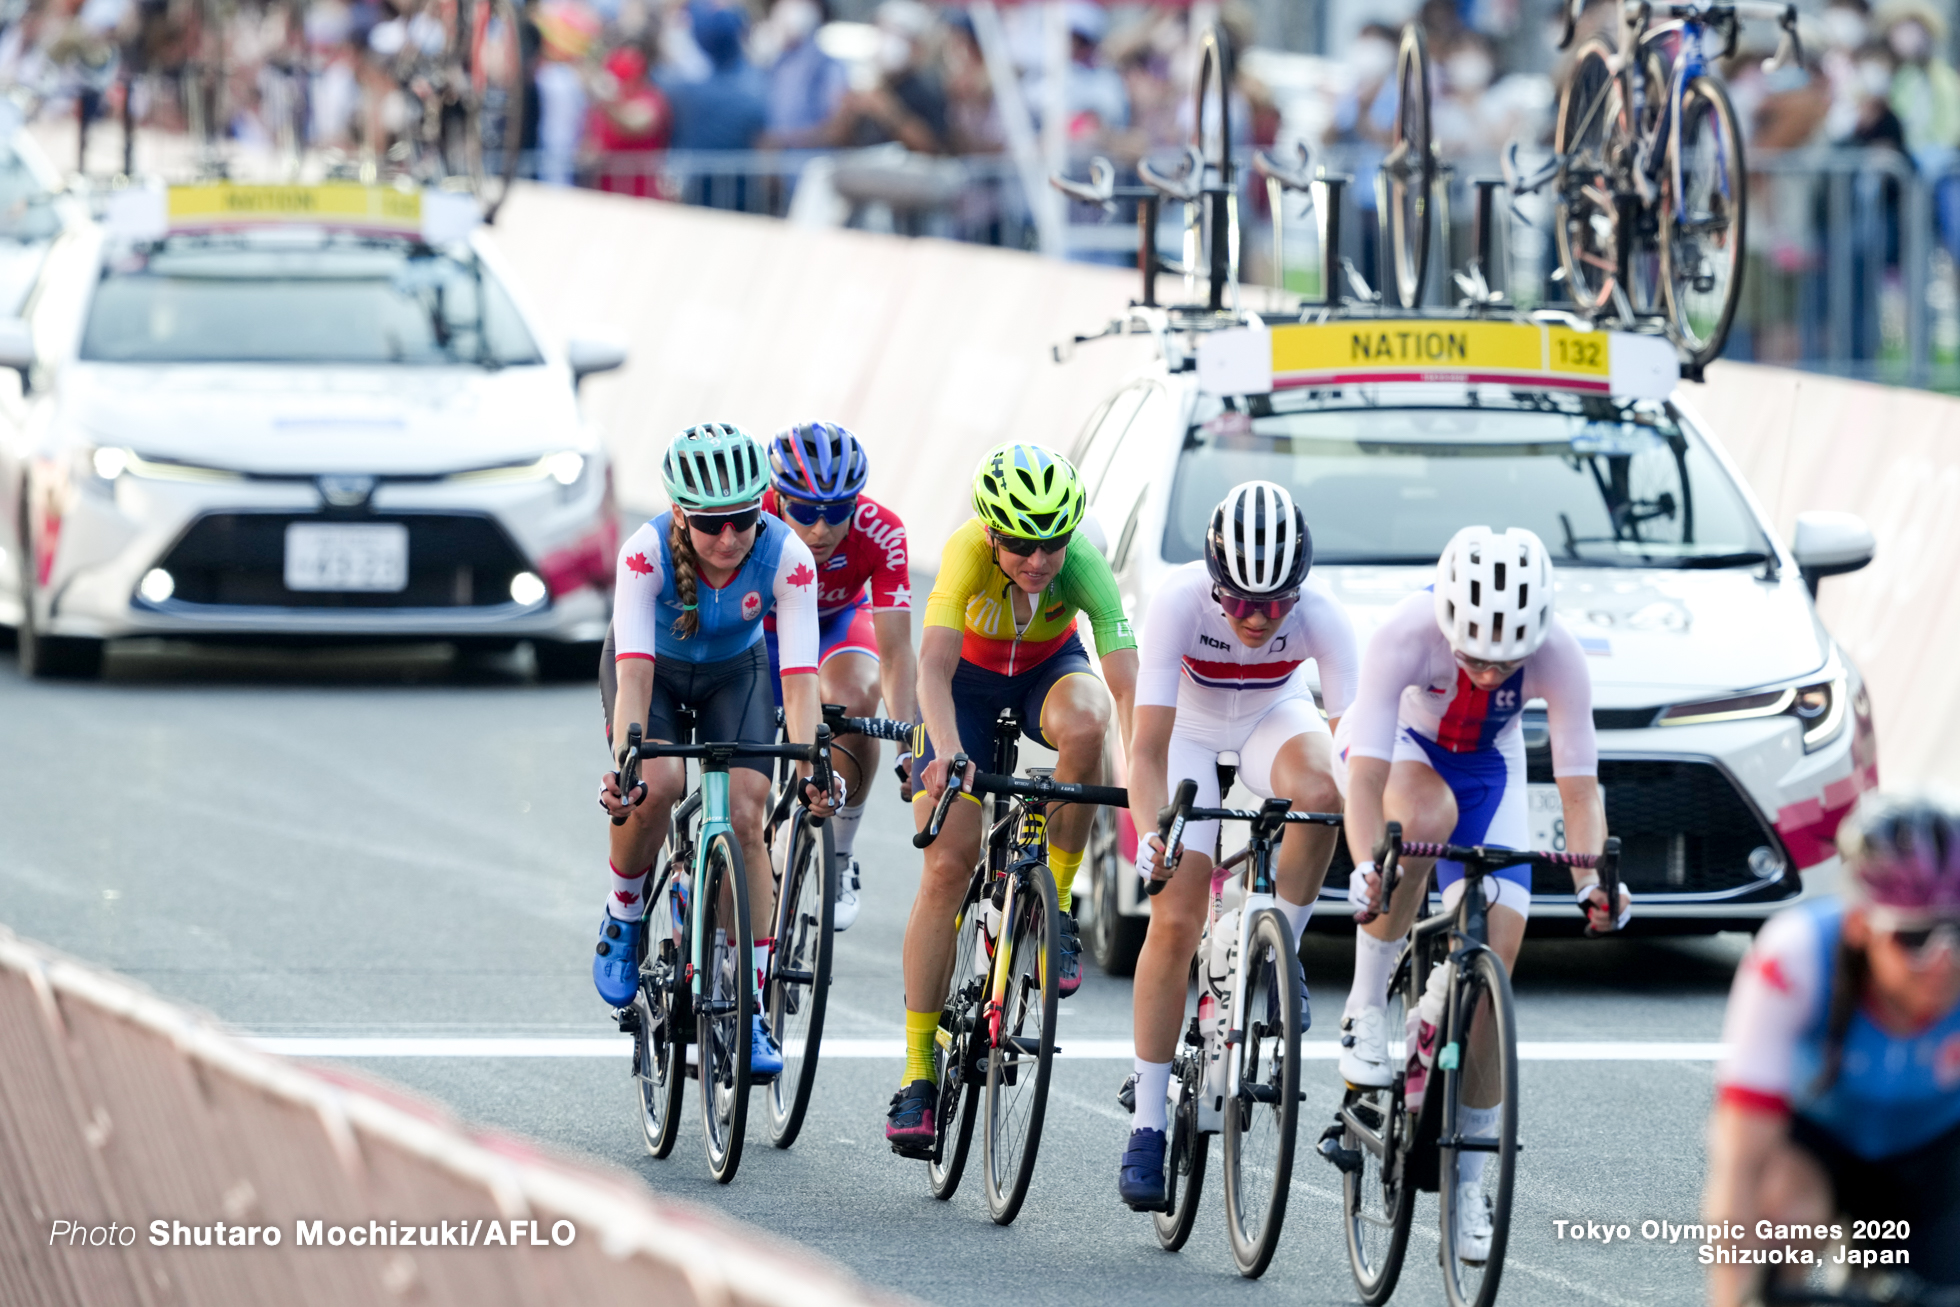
250, 1037, 1726, 1060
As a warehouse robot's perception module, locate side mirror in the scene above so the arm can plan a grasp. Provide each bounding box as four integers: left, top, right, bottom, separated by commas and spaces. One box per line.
0, 317, 32, 373
565, 334, 628, 387
1791, 511, 1875, 597
1078, 504, 1111, 561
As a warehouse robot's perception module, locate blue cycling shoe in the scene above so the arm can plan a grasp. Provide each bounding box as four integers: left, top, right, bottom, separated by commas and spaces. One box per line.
1118, 1127, 1169, 1212
749, 1014, 784, 1079
593, 915, 644, 1008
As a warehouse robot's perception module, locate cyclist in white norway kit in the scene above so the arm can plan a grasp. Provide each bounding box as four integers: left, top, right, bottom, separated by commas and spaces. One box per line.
1334, 525, 1625, 1263
1118, 481, 1359, 1211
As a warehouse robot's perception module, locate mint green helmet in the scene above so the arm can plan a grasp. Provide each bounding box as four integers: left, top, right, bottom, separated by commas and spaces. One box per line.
662, 423, 769, 510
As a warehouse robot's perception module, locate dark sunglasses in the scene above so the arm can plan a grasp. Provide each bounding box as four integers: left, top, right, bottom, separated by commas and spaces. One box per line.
687, 506, 761, 535
993, 530, 1071, 558
780, 495, 856, 526
1214, 588, 1298, 622
1874, 917, 1960, 962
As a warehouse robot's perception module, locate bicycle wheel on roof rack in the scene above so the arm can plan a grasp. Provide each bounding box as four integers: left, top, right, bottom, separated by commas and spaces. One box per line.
1382, 23, 1434, 309
1553, 38, 1628, 315
1661, 73, 1746, 367
1191, 22, 1236, 308
427, 0, 527, 221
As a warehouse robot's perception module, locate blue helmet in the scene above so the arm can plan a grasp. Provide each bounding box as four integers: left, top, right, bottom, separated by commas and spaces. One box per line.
769, 421, 870, 504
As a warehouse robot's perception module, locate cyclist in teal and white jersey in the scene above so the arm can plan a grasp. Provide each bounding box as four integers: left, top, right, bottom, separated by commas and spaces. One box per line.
1336, 525, 1627, 1262
1119, 481, 1358, 1211
594, 423, 835, 1078
1706, 793, 1960, 1305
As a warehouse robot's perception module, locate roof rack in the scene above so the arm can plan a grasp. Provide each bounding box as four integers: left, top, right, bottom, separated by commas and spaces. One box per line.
1048, 20, 1696, 396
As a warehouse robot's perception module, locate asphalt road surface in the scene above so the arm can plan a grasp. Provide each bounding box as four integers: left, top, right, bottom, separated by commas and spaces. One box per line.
1, 641, 1748, 1306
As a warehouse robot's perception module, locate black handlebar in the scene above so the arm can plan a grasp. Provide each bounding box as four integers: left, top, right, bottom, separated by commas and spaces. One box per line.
913, 753, 971, 849
621, 726, 836, 815
1146, 779, 1200, 897
1364, 825, 1623, 935
913, 763, 1131, 850
611, 722, 645, 827
1146, 780, 1343, 897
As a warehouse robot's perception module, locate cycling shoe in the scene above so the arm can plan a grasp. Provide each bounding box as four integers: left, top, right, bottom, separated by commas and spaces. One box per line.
1059, 910, 1084, 998
886, 1079, 937, 1157
1118, 1128, 1169, 1211
593, 915, 644, 1008
750, 1014, 784, 1079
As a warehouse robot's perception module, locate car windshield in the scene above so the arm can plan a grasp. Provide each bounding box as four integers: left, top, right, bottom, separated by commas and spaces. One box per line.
0, 146, 61, 242
1165, 398, 1773, 569
78, 233, 543, 366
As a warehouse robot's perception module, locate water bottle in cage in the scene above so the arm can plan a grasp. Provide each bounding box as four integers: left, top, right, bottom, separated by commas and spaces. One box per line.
978, 878, 1005, 973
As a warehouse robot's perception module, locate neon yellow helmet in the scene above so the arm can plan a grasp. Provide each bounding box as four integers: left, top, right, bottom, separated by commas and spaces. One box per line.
971, 443, 1086, 540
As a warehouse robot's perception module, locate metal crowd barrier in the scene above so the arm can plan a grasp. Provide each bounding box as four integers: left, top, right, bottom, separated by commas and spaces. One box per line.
0, 923, 902, 1307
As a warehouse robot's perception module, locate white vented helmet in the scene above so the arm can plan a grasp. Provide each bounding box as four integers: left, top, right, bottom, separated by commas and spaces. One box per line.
1434, 526, 1556, 662
1206, 480, 1312, 597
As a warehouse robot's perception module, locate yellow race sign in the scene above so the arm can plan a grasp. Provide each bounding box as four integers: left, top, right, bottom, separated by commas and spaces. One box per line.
165, 183, 424, 232
1269, 319, 1612, 392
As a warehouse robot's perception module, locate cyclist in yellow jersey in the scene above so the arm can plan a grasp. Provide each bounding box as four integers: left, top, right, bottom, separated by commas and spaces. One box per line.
887, 443, 1139, 1155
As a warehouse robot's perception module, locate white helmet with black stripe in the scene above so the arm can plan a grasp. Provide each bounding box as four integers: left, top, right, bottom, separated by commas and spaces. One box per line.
1434, 525, 1556, 662
1205, 480, 1312, 598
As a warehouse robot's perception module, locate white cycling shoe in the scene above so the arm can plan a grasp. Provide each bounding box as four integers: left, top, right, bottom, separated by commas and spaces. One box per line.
1338, 1006, 1391, 1088
1453, 1181, 1493, 1265
832, 855, 861, 933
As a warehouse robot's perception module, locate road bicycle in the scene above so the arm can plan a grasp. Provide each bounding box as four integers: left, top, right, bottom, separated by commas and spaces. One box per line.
1324, 823, 1621, 1307
912, 708, 1130, 1225
615, 712, 834, 1184
1526, 0, 1800, 367
1129, 766, 1342, 1278
758, 704, 913, 1150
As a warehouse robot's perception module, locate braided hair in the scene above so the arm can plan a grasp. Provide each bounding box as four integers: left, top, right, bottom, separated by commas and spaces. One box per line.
668, 513, 702, 639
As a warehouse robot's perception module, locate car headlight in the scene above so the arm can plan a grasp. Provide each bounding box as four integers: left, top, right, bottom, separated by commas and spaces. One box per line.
445, 451, 588, 496
1658, 667, 1850, 752
80, 445, 244, 488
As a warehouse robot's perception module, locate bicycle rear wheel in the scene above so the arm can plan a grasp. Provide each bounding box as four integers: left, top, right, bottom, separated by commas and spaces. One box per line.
928, 878, 987, 1199
1438, 947, 1519, 1307
766, 815, 834, 1149
1152, 1053, 1209, 1251
1341, 947, 1416, 1304
982, 865, 1060, 1225
457, 0, 526, 221
1222, 908, 1303, 1278
1382, 24, 1432, 308
1553, 38, 1628, 314
697, 831, 752, 1184
635, 866, 688, 1159
1661, 73, 1746, 367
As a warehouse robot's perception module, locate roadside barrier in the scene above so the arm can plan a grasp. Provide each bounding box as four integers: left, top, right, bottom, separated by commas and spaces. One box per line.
0, 924, 901, 1307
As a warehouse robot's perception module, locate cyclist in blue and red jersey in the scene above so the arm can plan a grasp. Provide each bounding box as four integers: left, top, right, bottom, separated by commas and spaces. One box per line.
1706, 793, 1960, 1304
761, 421, 918, 930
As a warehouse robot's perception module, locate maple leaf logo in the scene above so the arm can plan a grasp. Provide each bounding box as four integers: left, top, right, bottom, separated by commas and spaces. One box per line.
625, 552, 653, 576
787, 563, 815, 588
613, 889, 640, 906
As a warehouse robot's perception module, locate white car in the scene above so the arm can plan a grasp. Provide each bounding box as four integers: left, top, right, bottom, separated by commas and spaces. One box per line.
1075, 312, 1879, 969
0, 182, 626, 678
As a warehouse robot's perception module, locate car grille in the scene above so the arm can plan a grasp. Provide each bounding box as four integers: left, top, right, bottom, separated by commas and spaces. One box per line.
154, 512, 531, 609
1316, 755, 1787, 902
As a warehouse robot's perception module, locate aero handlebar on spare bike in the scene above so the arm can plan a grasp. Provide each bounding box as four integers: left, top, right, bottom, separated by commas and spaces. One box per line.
1366, 823, 1625, 937
610, 724, 838, 826
913, 761, 1130, 850
1146, 779, 1345, 897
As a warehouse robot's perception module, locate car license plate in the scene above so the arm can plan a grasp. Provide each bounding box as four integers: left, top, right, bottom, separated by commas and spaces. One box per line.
283, 523, 409, 592
1526, 783, 1601, 855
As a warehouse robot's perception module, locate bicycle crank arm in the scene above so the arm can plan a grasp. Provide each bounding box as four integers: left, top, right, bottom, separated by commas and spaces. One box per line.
1440, 1133, 1518, 1153
1317, 1123, 1365, 1175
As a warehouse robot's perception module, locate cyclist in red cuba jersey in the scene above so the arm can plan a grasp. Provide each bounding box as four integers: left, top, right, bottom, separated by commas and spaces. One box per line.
761, 421, 918, 929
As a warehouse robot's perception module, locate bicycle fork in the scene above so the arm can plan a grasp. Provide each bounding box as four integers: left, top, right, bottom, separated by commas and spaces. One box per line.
983, 871, 1020, 1050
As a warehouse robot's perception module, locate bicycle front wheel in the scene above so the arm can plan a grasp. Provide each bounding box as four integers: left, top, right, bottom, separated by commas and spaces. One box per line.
1553, 38, 1628, 314
697, 831, 752, 1184
1152, 1054, 1209, 1252
766, 815, 834, 1149
1382, 23, 1432, 309
457, 0, 527, 221
1661, 73, 1746, 366
1438, 947, 1520, 1307
929, 878, 987, 1200
981, 865, 1060, 1225
1342, 946, 1416, 1304
1222, 908, 1303, 1278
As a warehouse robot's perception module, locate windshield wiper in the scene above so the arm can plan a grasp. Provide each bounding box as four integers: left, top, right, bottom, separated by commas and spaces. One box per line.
1320, 554, 1443, 567
1674, 551, 1772, 569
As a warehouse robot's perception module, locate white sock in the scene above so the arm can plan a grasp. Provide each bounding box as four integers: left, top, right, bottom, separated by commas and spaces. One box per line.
1132, 1058, 1173, 1133
1345, 929, 1401, 1019
831, 802, 866, 859
607, 862, 649, 921
1276, 895, 1314, 948
754, 937, 775, 999
1459, 1103, 1501, 1187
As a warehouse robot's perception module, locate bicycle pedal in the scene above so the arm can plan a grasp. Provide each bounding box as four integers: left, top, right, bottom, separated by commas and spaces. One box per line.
1117, 1073, 1137, 1113
889, 1139, 935, 1161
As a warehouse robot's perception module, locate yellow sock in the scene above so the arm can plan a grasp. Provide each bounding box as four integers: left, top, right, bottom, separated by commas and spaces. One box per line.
1048, 844, 1084, 916
904, 1008, 940, 1085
